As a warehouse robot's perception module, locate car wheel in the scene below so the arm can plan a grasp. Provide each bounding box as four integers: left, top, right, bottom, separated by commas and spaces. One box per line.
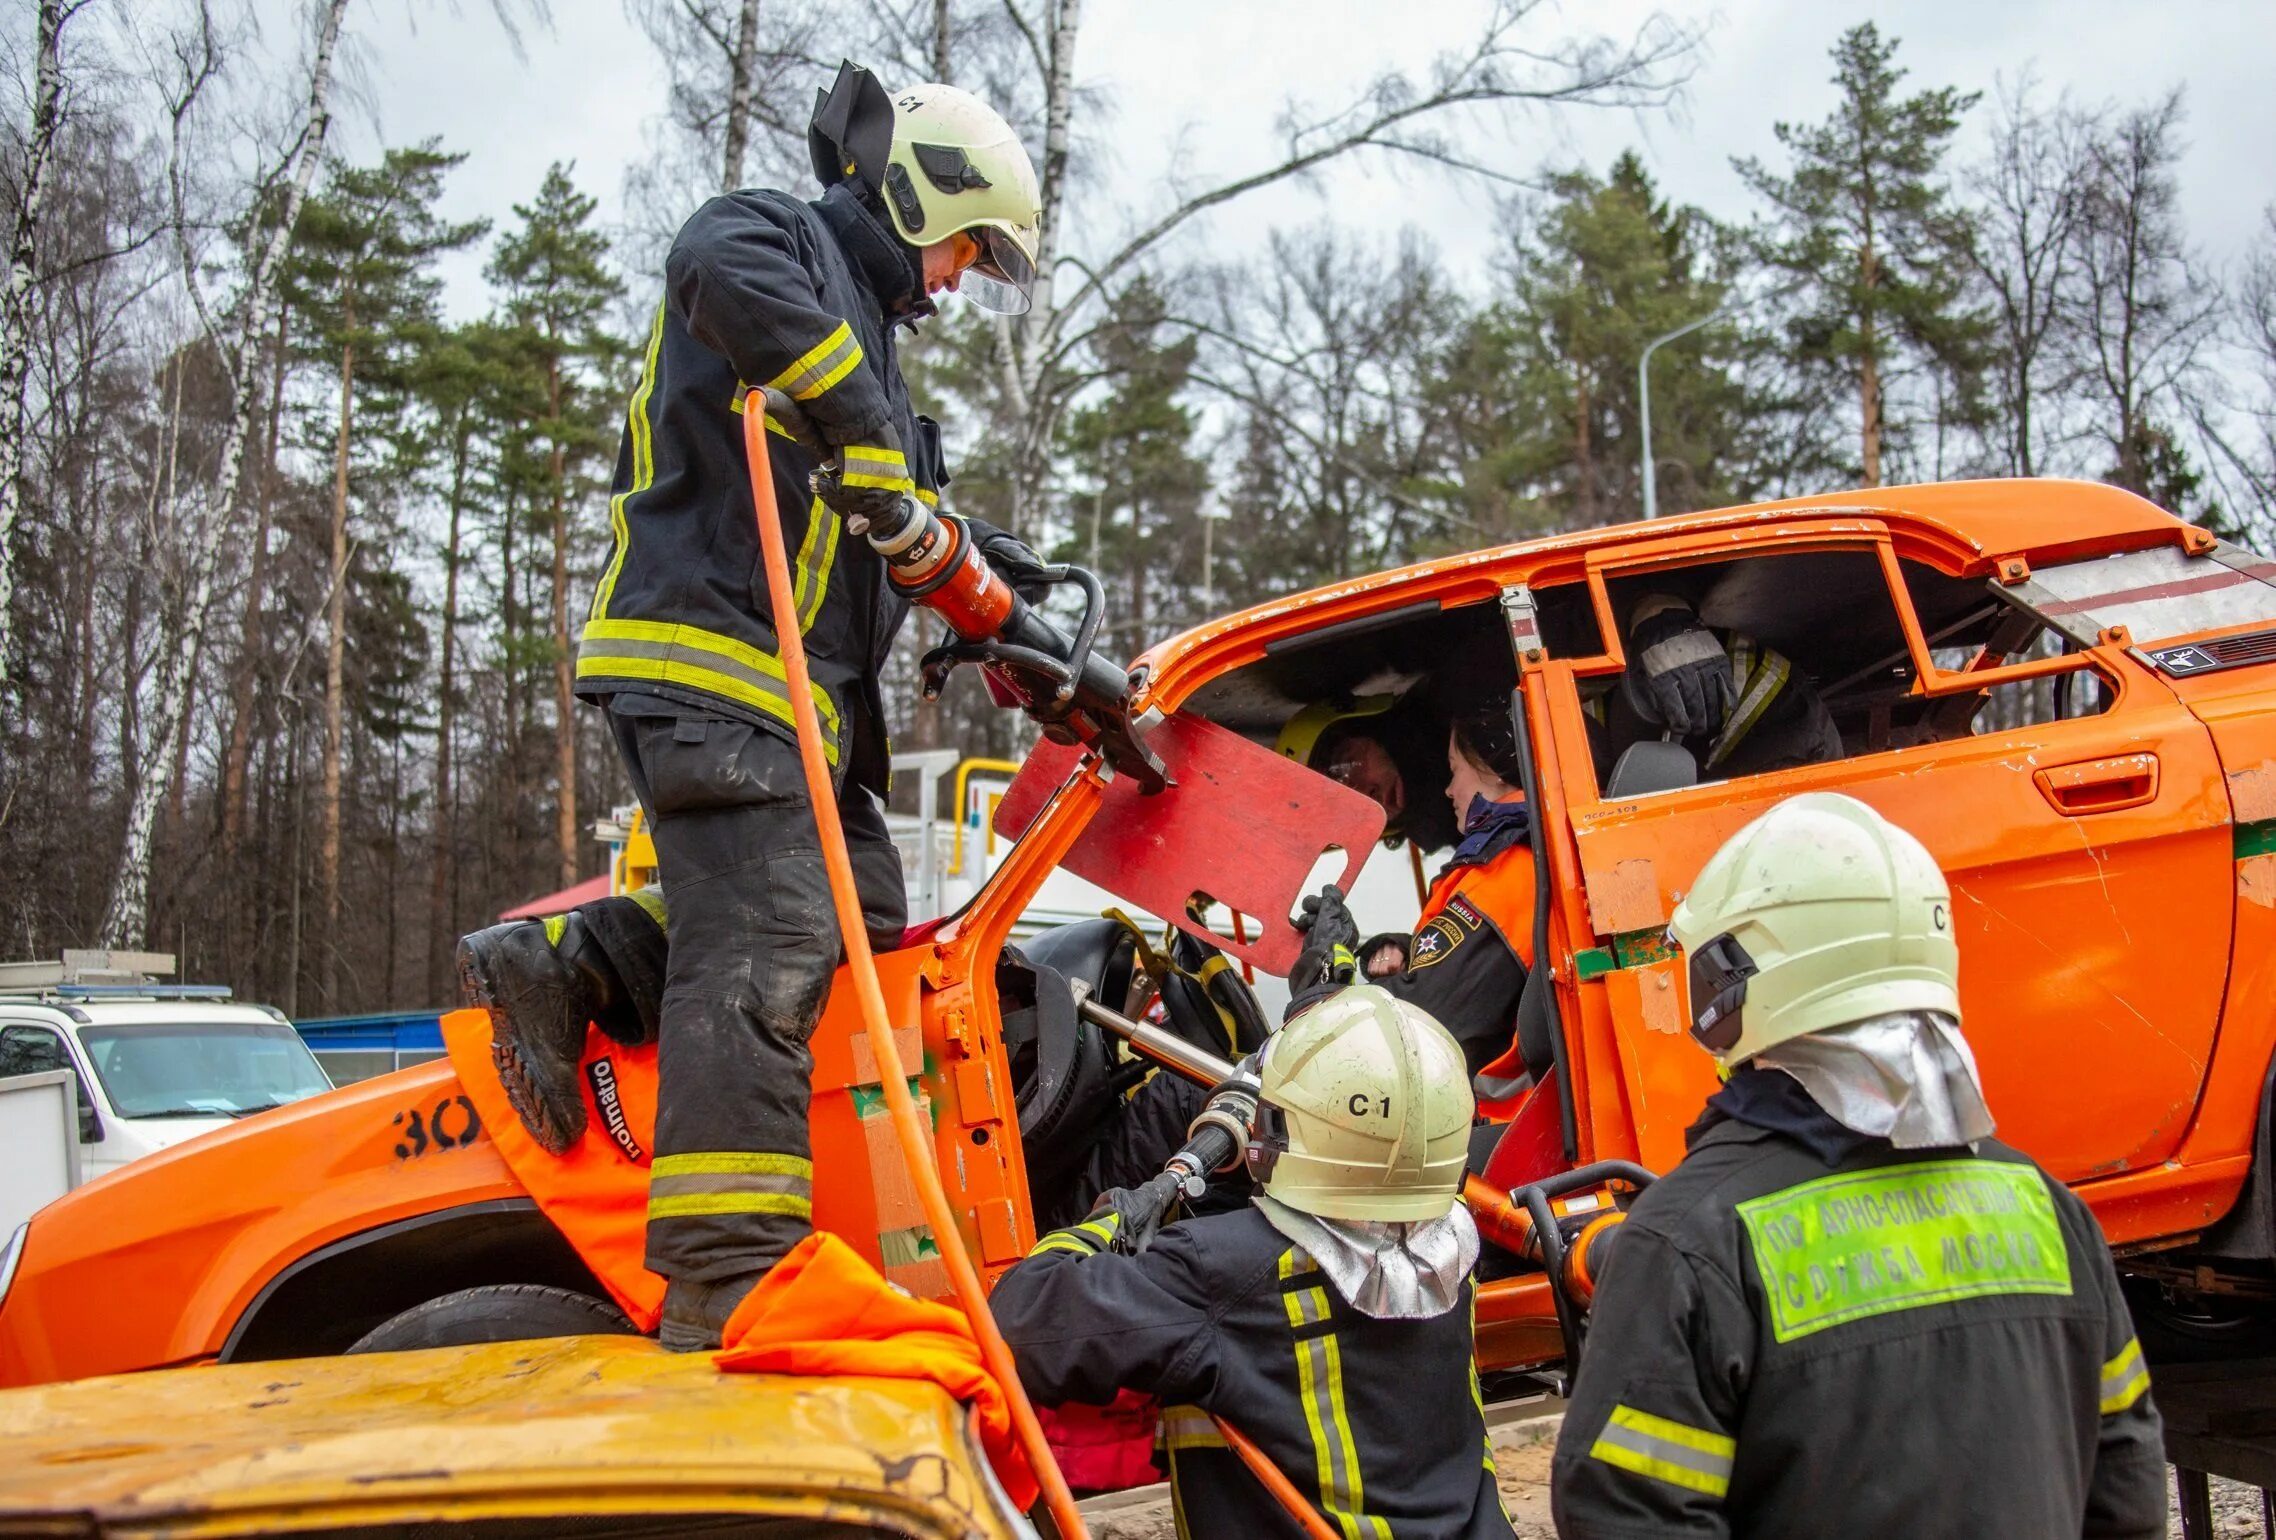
346, 1283, 638, 1353
2123, 1275, 2276, 1363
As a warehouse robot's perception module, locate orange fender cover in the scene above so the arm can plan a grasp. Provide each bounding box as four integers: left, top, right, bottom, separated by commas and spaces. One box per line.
443, 1007, 666, 1328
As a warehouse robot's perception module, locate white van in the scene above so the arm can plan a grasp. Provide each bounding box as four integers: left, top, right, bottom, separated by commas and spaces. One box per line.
0, 953, 332, 1184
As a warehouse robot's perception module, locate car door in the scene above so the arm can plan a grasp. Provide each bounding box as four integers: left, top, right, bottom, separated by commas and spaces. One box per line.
1551, 533, 2231, 1185
0, 1023, 101, 1155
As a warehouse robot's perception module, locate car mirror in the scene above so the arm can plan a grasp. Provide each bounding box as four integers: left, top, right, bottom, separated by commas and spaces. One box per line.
77, 1098, 101, 1144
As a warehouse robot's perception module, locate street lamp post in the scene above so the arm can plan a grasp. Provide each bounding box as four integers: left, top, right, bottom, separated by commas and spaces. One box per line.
1638, 301, 1740, 521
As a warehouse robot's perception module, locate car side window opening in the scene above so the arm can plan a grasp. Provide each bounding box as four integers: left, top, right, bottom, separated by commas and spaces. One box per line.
0, 1023, 98, 1136
1535, 548, 2120, 803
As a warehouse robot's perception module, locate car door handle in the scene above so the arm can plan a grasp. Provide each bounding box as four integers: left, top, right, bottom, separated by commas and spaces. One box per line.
2034, 754, 2159, 816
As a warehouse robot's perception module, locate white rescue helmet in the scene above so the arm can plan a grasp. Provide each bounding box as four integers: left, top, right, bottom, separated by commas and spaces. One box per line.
1668, 792, 1959, 1068
1246, 986, 1474, 1223
809, 62, 1042, 313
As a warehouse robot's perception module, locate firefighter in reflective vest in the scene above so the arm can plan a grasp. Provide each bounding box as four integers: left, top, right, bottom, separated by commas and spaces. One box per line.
1280, 692, 1537, 1087
1607, 593, 1840, 779
994, 986, 1518, 1540
454, 63, 1048, 1351
1551, 793, 2165, 1538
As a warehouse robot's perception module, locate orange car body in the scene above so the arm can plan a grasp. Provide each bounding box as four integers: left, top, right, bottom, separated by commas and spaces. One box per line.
8, 477, 2272, 1386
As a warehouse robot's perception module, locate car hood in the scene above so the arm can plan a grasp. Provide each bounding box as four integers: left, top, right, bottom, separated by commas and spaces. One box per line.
0, 1334, 1028, 1538
99, 1114, 237, 1155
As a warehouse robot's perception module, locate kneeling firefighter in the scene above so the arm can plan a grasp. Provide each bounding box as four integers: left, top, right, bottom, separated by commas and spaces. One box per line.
1551, 793, 2165, 1539
457, 63, 1052, 1351
993, 986, 1519, 1540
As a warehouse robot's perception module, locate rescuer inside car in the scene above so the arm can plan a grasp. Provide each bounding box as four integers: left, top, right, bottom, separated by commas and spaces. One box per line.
1602, 591, 1841, 779
453, 63, 1052, 1351
1549, 792, 2165, 1539
994, 985, 1519, 1540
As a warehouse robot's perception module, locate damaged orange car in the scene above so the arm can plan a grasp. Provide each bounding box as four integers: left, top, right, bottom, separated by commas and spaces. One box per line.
8, 476, 2276, 1389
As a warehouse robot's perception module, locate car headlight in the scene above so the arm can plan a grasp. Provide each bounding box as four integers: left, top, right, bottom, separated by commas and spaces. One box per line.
0, 1224, 26, 1310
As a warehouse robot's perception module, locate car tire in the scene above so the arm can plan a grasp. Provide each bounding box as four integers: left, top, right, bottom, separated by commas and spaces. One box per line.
2122, 1275, 2276, 1364
346, 1283, 638, 1353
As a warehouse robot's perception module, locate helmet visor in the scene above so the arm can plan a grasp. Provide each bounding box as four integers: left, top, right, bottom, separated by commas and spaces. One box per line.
958, 224, 1035, 315
1679, 928, 1758, 1053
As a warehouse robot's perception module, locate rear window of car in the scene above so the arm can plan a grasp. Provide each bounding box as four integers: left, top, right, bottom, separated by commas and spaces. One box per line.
2008, 543, 2276, 650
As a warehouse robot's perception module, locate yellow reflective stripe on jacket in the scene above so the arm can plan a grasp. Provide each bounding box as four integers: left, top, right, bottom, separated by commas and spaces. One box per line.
1277, 1247, 1390, 1540
767, 321, 864, 402
840, 442, 914, 494
1588, 1404, 1736, 1498
1468, 1286, 1504, 1487
2101, 1338, 2151, 1414
591, 297, 667, 624
914, 485, 939, 508
575, 617, 841, 766
1161, 1404, 1226, 1451
647, 1151, 813, 1222
625, 885, 668, 929
790, 494, 841, 634
1706, 635, 1790, 770
1027, 1214, 1119, 1259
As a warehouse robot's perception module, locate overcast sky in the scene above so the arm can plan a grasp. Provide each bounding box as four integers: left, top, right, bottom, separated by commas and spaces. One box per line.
313, 0, 2273, 322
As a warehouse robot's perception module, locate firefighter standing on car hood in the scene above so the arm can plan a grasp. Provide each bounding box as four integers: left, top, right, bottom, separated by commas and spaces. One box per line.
1550, 793, 2165, 1538
994, 985, 1518, 1540
456, 63, 1052, 1351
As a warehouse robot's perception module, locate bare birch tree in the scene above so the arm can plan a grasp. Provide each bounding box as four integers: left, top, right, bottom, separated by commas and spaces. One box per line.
1966, 76, 2092, 478
101, 0, 352, 948
0, 0, 92, 687
982, 0, 1698, 533
2068, 89, 2220, 494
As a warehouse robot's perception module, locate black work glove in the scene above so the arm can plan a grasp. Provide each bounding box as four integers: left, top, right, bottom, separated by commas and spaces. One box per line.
1285, 884, 1361, 1022
965, 517, 1057, 605
811, 418, 912, 533
1082, 1185, 1168, 1257
1621, 600, 1735, 738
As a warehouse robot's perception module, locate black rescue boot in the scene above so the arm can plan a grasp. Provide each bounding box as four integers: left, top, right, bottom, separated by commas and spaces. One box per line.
457, 919, 599, 1156
657, 1271, 767, 1353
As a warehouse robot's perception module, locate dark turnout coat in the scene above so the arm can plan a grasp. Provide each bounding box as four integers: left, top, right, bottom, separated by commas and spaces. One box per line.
995, 1204, 1517, 1540
1551, 1098, 2167, 1539
575, 182, 947, 796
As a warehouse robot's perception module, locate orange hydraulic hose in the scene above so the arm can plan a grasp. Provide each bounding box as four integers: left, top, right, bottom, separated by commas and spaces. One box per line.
1213, 1415, 1343, 1540
740, 394, 1087, 1538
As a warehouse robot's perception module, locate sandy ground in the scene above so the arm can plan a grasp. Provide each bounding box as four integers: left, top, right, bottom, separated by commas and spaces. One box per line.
2169, 1467, 2275, 1537
1079, 1410, 2274, 1538
1079, 1406, 1563, 1539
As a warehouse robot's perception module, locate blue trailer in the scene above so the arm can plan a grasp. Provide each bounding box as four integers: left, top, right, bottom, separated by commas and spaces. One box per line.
292, 1011, 445, 1085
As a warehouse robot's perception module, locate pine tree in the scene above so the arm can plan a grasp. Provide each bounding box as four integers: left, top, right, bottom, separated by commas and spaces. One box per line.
1056, 278, 1209, 656
1736, 24, 1987, 486
486, 163, 623, 890
406, 317, 525, 997
1444, 153, 1746, 532
283, 142, 485, 1007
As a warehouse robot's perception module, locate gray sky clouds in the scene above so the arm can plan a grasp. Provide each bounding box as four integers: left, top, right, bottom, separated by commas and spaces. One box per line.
314, 0, 2273, 318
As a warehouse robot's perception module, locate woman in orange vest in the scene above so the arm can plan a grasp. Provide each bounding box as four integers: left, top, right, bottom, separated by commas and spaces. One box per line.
1293, 692, 1537, 1085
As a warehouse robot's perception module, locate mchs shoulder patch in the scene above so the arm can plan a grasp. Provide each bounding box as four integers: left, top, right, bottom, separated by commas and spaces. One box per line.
1411, 896, 1484, 971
